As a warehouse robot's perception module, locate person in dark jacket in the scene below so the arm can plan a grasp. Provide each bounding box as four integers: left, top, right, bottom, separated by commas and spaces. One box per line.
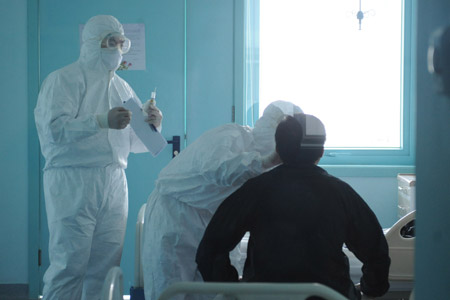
196, 113, 390, 300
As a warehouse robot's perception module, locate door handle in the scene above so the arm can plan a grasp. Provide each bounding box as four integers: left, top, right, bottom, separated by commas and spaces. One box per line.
167, 136, 180, 158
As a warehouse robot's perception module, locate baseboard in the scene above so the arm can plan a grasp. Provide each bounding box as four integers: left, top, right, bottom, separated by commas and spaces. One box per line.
0, 284, 30, 300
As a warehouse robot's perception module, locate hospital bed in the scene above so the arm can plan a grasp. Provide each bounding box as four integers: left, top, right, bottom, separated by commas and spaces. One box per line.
131, 204, 415, 300
344, 210, 415, 299
158, 281, 349, 300
129, 204, 147, 300
101, 266, 124, 300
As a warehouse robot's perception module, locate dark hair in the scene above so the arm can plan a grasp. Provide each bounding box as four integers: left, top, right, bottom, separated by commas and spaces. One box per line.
275, 116, 303, 164
296, 147, 324, 164
275, 115, 325, 164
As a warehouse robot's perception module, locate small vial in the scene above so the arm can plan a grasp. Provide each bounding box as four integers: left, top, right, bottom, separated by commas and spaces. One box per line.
143, 87, 158, 131
150, 87, 157, 105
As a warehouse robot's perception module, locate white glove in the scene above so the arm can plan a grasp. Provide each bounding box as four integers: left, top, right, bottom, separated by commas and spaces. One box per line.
261, 151, 282, 169
143, 100, 163, 129
107, 107, 132, 129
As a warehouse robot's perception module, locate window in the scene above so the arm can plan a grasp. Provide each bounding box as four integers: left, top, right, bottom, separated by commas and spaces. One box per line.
243, 0, 415, 166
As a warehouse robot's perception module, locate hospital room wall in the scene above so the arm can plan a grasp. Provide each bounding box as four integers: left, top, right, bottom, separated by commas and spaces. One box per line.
0, 0, 430, 289
0, 0, 29, 284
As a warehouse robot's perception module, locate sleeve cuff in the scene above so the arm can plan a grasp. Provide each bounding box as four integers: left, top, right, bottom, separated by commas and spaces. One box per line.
96, 112, 109, 129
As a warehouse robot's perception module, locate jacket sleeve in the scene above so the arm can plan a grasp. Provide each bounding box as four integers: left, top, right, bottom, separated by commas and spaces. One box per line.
343, 183, 391, 297
196, 181, 257, 282
34, 71, 101, 145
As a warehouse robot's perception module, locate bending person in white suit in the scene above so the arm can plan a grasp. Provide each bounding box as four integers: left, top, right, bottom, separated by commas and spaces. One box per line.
142, 101, 302, 300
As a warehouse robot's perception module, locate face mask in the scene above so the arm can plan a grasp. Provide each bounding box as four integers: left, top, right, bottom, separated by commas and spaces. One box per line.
101, 49, 123, 71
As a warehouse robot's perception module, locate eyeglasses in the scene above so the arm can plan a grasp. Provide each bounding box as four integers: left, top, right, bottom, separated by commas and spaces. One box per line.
101, 32, 131, 54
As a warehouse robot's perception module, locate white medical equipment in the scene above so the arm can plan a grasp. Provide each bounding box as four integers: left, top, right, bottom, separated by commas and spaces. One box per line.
409, 288, 415, 300
101, 266, 124, 300
130, 204, 146, 300
158, 281, 349, 300
384, 210, 415, 281
397, 174, 416, 218
135, 204, 146, 288
344, 210, 416, 298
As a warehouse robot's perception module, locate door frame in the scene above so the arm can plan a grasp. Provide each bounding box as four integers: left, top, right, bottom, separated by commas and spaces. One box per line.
27, 0, 42, 297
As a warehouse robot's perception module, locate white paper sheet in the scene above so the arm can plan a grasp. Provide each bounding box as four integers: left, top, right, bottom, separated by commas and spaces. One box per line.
123, 98, 167, 157
121, 24, 146, 70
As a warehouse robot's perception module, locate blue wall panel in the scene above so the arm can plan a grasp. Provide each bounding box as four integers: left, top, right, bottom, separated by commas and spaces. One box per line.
186, 0, 235, 143
0, 0, 29, 284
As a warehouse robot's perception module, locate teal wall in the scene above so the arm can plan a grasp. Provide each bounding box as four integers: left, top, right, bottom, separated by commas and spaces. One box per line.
186, 0, 235, 142
0, 0, 29, 284
2, 0, 449, 299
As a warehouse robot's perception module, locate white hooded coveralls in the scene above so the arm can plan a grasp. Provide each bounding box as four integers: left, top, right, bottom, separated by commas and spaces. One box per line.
34, 15, 147, 300
142, 101, 302, 300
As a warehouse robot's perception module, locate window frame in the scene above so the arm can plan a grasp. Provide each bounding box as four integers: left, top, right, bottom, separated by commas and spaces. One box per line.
235, 0, 416, 168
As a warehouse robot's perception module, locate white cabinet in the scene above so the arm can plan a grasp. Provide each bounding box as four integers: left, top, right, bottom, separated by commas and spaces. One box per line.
397, 174, 416, 218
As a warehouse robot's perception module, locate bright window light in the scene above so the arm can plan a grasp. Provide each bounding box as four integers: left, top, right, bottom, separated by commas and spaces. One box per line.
258, 0, 404, 149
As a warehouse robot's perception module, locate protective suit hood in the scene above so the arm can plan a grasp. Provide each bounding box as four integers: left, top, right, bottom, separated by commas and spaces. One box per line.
252, 100, 303, 156
80, 15, 124, 72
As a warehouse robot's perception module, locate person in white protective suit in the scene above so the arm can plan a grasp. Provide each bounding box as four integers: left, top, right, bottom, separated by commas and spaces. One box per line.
34, 15, 162, 300
142, 100, 302, 300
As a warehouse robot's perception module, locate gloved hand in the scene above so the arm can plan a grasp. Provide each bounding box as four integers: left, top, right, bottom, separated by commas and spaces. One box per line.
108, 107, 132, 129
261, 151, 282, 169
143, 100, 163, 129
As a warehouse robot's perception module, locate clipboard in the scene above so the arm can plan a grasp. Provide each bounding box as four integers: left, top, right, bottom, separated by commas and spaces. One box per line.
123, 97, 167, 157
